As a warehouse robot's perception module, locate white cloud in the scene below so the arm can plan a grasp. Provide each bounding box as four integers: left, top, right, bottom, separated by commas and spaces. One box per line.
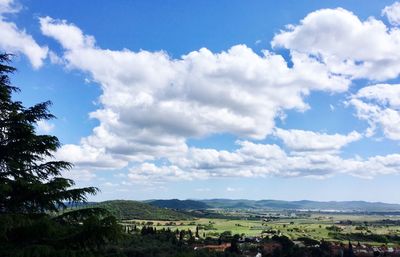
127, 163, 206, 185
102, 182, 119, 187
274, 128, 362, 153
0, 0, 48, 68
48, 50, 64, 65
272, 8, 400, 81
355, 83, 400, 108
55, 143, 128, 169
127, 141, 400, 183
62, 169, 96, 182
226, 187, 241, 192
36, 120, 55, 133
37, 8, 400, 184
383, 2, 400, 26
40, 16, 351, 169
0, 0, 19, 14
349, 84, 400, 140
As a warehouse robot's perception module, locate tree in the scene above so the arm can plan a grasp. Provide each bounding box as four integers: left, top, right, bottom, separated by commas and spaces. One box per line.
228, 234, 241, 254
0, 53, 121, 257
0, 53, 97, 214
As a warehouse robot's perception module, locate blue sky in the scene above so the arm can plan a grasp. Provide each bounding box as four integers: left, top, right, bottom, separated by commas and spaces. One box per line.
2, 0, 400, 202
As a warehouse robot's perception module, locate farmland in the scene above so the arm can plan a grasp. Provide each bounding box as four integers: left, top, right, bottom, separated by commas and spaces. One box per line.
123, 212, 400, 246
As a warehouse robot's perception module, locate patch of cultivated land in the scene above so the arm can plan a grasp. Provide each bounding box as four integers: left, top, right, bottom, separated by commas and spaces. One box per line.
122, 213, 400, 246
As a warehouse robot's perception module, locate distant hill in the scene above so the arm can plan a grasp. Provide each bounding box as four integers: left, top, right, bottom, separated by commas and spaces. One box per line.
148, 199, 210, 210
196, 199, 400, 212
92, 200, 192, 220
70, 199, 400, 217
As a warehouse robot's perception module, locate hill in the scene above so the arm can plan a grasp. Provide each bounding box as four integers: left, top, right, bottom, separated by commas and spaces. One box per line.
197, 199, 400, 212
92, 200, 193, 220
148, 199, 210, 210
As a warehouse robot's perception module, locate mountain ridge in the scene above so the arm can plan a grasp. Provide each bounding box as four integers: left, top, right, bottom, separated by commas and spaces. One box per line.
148, 199, 400, 211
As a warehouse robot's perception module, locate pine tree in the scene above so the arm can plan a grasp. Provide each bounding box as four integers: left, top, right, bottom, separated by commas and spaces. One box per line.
0, 53, 121, 256
0, 54, 98, 213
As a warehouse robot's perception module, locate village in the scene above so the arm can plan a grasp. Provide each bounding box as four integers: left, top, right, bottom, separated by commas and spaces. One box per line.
192, 235, 400, 257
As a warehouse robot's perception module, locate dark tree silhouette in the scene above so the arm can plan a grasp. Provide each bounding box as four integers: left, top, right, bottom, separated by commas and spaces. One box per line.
0, 53, 97, 214
0, 53, 121, 257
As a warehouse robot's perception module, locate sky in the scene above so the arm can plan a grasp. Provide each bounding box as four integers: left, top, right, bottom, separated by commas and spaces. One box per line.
2, 0, 400, 203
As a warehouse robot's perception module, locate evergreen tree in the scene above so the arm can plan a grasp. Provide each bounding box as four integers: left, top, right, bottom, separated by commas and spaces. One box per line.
0, 53, 121, 257
0, 53, 97, 214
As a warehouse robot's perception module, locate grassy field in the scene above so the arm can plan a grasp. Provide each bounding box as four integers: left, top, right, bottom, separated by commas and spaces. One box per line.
122, 213, 400, 246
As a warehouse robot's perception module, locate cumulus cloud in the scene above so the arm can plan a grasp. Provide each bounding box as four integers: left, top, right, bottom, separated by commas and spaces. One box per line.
37, 8, 400, 184
272, 8, 400, 80
55, 143, 128, 169
0, 0, 48, 68
127, 141, 400, 183
36, 120, 55, 133
274, 128, 362, 153
61, 169, 96, 182
348, 84, 400, 140
127, 163, 206, 186
383, 2, 400, 26
0, 0, 19, 14
40, 16, 352, 169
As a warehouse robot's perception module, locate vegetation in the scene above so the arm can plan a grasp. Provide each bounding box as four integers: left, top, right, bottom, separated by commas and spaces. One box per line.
93, 200, 193, 220
128, 213, 400, 246
149, 199, 210, 210
0, 53, 123, 257
200, 199, 400, 211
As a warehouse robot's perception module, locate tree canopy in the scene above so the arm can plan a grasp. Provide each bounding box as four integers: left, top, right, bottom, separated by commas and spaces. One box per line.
0, 53, 121, 257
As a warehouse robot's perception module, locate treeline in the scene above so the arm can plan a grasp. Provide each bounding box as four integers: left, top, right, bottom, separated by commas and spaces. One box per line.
329, 231, 400, 244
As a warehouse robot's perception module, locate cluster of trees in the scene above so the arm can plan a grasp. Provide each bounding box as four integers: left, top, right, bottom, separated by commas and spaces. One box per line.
329, 231, 400, 244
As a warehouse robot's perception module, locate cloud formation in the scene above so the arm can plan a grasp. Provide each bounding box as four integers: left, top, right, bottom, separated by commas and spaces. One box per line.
0, 0, 48, 68
0, 0, 400, 185
272, 8, 400, 80
36, 120, 55, 133
40, 16, 350, 169
126, 140, 400, 183
349, 84, 400, 140
383, 1, 400, 26
274, 128, 362, 153
32, 4, 400, 183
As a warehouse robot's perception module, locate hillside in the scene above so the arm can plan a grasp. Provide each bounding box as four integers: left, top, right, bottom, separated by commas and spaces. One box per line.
148, 199, 210, 210
93, 200, 193, 220
197, 199, 400, 212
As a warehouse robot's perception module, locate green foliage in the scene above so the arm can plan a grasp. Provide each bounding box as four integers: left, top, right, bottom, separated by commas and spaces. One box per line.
94, 200, 193, 220
149, 199, 210, 210
328, 232, 394, 244
0, 53, 122, 257
325, 225, 343, 232
0, 53, 97, 214
296, 237, 320, 246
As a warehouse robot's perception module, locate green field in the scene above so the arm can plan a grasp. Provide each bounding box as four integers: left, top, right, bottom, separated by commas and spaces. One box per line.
122, 213, 400, 246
